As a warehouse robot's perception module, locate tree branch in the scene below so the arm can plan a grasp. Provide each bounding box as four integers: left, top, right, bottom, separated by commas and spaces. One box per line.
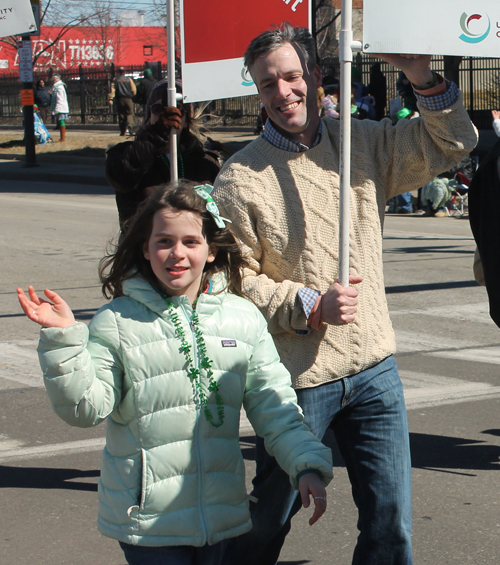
316, 12, 341, 36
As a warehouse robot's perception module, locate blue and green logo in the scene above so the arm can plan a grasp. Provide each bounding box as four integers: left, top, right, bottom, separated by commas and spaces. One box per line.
241, 67, 254, 87
459, 12, 491, 44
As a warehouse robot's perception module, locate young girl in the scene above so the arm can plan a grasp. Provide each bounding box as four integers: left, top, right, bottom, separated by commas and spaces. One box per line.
17, 180, 332, 565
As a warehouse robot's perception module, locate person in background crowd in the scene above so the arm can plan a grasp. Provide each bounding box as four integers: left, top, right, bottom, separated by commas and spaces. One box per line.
134, 68, 157, 115
106, 79, 221, 230
109, 66, 137, 136
50, 74, 69, 143
491, 110, 500, 137
351, 65, 367, 102
389, 108, 421, 213
397, 70, 418, 111
34, 79, 51, 123
213, 22, 477, 565
368, 62, 387, 121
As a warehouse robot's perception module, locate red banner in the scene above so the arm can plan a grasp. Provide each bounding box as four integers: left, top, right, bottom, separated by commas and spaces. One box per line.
183, 0, 310, 64
0, 26, 169, 73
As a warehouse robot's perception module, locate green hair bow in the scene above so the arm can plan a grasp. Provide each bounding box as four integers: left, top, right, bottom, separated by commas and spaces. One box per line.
193, 184, 232, 229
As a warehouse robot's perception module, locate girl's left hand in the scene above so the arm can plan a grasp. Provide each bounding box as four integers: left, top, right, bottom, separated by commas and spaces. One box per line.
298, 472, 329, 525
17, 286, 76, 328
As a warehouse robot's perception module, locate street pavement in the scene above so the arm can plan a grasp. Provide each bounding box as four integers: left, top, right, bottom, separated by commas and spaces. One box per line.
1, 159, 500, 563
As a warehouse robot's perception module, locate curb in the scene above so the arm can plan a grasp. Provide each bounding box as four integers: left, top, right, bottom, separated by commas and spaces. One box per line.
0, 169, 109, 187
0, 153, 106, 166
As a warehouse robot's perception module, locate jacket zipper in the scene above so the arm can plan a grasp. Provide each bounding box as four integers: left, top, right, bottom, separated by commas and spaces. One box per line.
181, 303, 209, 544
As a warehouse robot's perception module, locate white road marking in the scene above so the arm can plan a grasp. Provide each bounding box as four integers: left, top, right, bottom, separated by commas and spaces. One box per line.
400, 370, 500, 409
394, 329, 500, 357
0, 193, 116, 211
2, 319, 500, 461
430, 347, 500, 365
0, 341, 42, 388
0, 438, 106, 463
391, 302, 494, 326
384, 229, 474, 241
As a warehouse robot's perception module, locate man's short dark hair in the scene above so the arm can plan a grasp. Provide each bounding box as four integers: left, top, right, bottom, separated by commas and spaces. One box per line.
243, 22, 317, 77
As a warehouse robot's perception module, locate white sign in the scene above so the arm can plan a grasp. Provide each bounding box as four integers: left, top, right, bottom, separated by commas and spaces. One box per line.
0, 1, 37, 38
363, 0, 500, 58
180, 0, 312, 103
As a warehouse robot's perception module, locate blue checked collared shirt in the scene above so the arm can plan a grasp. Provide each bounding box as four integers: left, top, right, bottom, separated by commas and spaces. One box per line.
262, 79, 459, 331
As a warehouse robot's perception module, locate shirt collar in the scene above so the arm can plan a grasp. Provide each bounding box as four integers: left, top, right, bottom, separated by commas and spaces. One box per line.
262, 119, 323, 153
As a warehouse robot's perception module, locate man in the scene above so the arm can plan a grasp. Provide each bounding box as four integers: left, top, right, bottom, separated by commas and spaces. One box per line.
134, 68, 157, 115
109, 66, 137, 136
213, 23, 477, 565
469, 136, 500, 328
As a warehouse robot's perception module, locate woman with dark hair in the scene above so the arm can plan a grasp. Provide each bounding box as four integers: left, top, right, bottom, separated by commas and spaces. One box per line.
106, 79, 221, 230
34, 79, 51, 123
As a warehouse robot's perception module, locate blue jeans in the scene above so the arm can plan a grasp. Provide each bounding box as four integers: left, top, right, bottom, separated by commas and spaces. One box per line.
222, 356, 412, 565
396, 192, 413, 212
120, 540, 228, 565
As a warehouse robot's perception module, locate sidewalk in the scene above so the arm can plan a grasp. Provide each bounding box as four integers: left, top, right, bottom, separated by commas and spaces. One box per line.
0, 128, 257, 188
0, 154, 109, 187
0, 127, 497, 188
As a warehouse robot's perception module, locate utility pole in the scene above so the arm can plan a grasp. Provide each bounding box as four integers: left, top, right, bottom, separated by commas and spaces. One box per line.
19, 36, 37, 167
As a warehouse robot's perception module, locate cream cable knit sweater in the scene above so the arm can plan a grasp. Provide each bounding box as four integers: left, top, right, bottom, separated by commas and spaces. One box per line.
214, 95, 477, 389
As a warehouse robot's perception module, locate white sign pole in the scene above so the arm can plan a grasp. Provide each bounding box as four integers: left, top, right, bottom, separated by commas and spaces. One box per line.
167, 0, 178, 181
338, 1, 361, 286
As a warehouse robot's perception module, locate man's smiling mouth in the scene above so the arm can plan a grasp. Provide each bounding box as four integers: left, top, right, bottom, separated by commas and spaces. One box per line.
279, 101, 300, 112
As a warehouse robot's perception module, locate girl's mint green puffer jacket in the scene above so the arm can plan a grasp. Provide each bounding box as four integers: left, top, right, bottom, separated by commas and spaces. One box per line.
37, 276, 333, 547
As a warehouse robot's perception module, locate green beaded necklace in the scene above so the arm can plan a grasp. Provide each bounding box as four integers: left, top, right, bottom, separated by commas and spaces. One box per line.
159, 153, 185, 179
164, 297, 224, 427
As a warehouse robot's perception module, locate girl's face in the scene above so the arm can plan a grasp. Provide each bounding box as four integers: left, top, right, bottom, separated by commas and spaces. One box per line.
143, 207, 216, 303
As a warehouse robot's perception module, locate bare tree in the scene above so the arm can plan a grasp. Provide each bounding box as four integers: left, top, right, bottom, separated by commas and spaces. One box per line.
0, 0, 108, 66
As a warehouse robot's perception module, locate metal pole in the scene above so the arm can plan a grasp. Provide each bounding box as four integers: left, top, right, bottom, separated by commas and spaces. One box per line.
167, 0, 178, 181
338, 3, 353, 287
338, 1, 361, 287
21, 36, 36, 167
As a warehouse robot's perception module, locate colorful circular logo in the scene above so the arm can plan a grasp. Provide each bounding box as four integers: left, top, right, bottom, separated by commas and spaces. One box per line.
241, 67, 254, 87
459, 12, 491, 44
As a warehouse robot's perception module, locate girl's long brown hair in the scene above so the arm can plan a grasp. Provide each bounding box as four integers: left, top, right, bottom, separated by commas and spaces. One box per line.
99, 180, 247, 299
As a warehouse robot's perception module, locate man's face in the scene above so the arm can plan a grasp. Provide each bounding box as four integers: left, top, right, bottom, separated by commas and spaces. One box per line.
251, 43, 321, 142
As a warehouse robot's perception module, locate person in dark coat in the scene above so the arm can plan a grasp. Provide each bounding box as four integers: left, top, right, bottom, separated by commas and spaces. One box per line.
368, 63, 387, 121
34, 79, 51, 123
468, 138, 500, 328
106, 79, 221, 230
134, 68, 157, 114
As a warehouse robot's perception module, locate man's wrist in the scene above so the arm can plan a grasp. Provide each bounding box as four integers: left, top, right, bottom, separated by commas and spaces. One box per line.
411, 70, 439, 91
307, 295, 323, 330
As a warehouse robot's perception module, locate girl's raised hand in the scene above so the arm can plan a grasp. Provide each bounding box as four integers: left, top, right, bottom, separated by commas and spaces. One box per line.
17, 286, 76, 328
298, 472, 329, 526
